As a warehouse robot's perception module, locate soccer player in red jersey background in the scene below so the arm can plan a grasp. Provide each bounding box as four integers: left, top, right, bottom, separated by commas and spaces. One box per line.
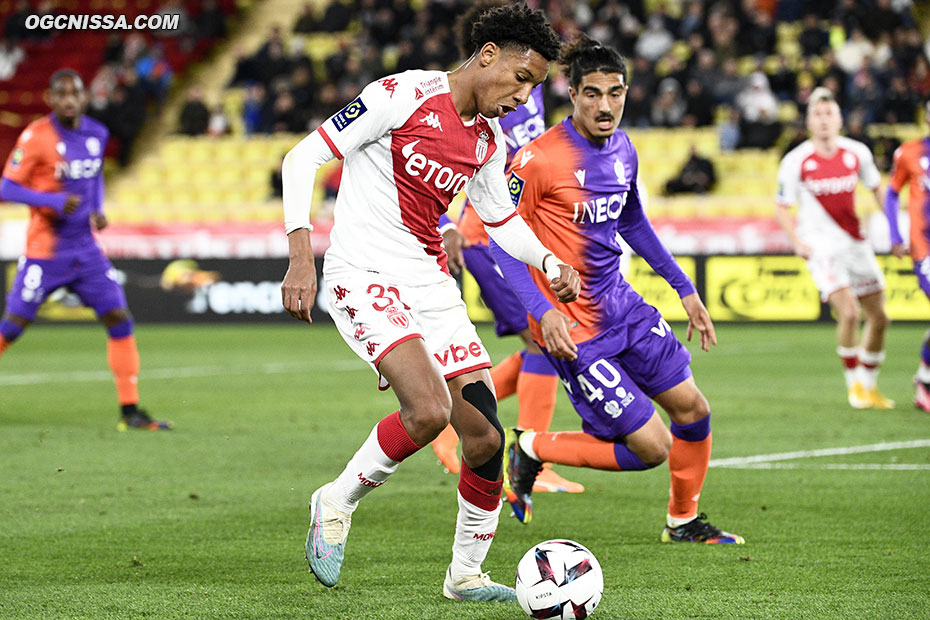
776, 87, 894, 410
431, 0, 584, 496
280, 5, 581, 601
886, 99, 930, 412
0, 69, 170, 431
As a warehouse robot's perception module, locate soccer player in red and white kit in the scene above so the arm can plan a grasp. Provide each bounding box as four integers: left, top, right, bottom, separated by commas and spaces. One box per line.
279, 5, 579, 601
776, 87, 893, 409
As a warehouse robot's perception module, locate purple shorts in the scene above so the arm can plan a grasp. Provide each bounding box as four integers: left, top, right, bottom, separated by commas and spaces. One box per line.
544, 301, 692, 442
4, 250, 126, 320
463, 243, 528, 337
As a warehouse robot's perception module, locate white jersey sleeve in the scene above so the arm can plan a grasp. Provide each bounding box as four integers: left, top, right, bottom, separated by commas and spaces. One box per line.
776, 148, 801, 206
282, 78, 409, 234
317, 79, 408, 159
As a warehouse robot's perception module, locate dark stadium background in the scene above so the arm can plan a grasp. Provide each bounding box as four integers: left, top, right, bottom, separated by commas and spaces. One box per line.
0, 0, 927, 322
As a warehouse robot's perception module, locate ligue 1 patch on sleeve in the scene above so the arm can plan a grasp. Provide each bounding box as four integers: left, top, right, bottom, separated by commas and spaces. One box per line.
332, 97, 368, 132
508, 172, 526, 207
11, 147, 24, 166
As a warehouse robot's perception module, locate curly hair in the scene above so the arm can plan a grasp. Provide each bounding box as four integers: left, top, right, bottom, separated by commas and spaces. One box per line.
559, 33, 627, 89
468, 3, 562, 62
455, 0, 508, 59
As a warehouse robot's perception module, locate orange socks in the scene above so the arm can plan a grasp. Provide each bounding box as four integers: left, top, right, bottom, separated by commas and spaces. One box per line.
107, 335, 140, 406
0, 335, 9, 357
490, 351, 522, 400
532, 431, 622, 471
667, 417, 712, 520
516, 370, 559, 432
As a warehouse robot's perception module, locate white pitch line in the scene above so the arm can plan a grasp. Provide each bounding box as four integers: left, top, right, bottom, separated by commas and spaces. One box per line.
724, 463, 930, 471
0, 360, 364, 386
710, 439, 930, 467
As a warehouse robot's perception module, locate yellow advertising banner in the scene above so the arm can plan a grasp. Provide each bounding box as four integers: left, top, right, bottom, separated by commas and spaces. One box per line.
705, 255, 821, 321
879, 255, 929, 321
625, 256, 696, 321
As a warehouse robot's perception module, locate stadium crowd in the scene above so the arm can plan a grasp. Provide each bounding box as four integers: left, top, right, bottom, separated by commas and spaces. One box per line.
1, 0, 233, 164
225, 0, 926, 158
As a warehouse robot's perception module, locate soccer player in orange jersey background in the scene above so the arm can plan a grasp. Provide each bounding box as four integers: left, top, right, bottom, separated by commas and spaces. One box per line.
886, 99, 930, 412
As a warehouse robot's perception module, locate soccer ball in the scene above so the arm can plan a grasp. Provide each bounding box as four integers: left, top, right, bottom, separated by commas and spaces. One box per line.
515, 539, 603, 619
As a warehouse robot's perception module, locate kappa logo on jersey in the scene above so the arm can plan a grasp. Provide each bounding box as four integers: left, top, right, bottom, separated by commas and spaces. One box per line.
419, 112, 443, 132
345, 306, 357, 319
354, 325, 368, 340
380, 78, 398, 97
475, 131, 490, 164
400, 139, 473, 194
508, 173, 526, 207
10, 147, 23, 166
434, 341, 485, 367
572, 192, 629, 223
366, 341, 379, 357
574, 169, 586, 187
332, 97, 368, 132
333, 285, 350, 301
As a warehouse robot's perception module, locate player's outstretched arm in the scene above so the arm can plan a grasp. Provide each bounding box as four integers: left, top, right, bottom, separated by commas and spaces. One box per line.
0, 177, 76, 215
681, 292, 716, 352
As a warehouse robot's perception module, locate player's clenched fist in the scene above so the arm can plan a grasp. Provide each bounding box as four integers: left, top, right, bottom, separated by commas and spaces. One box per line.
549, 263, 580, 303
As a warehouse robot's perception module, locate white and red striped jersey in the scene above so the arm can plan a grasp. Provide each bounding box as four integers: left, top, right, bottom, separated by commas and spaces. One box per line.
314, 70, 518, 285
776, 137, 881, 251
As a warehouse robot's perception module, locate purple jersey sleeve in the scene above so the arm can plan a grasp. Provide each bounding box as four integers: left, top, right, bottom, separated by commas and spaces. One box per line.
885, 186, 903, 246
0, 177, 68, 213
617, 181, 696, 298
489, 238, 554, 321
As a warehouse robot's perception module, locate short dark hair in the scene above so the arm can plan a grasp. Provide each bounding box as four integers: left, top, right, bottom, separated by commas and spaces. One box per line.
49, 68, 84, 90
559, 33, 627, 89
468, 3, 562, 62
455, 0, 508, 59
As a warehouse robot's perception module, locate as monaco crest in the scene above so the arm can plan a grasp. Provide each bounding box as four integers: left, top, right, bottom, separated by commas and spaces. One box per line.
476, 131, 490, 164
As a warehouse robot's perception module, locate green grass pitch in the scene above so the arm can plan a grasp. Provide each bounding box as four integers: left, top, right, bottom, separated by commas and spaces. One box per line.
1, 323, 929, 619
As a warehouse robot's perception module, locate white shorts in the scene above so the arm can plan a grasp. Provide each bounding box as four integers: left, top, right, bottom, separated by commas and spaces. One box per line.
805, 242, 885, 302
325, 270, 492, 390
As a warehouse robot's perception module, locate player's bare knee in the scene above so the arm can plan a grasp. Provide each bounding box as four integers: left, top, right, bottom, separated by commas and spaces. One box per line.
405, 391, 452, 437
835, 303, 859, 327
868, 309, 889, 331
637, 436, 671, 467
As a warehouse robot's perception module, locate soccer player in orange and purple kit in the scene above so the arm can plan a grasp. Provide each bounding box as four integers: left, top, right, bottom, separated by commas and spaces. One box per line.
431, 0, 583, 496
886, 98, 930, 412
492, 34, 744, 543
0, 69, 170, 431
